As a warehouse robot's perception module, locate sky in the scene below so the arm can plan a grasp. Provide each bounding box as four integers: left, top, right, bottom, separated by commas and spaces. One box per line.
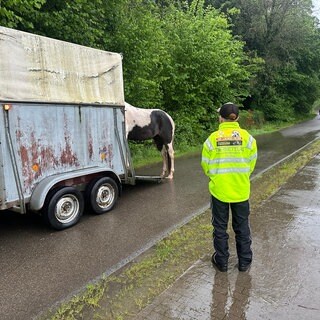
313, 0, 320, 18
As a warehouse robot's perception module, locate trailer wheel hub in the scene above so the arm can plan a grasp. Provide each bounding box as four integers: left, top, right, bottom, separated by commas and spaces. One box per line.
55, 195, 80, 223
96, 185, 115, 209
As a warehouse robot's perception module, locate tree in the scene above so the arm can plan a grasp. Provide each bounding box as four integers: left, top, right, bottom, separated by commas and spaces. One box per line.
104, 0, 168, 108
0, 0, 45, 29
30, 0, 107, 48
159, 0, 259, 144
211, 0, 320, 120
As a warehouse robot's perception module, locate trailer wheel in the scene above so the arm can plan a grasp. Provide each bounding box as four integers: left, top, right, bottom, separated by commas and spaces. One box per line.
42, 186, 84, 230
86, 177, 118, 214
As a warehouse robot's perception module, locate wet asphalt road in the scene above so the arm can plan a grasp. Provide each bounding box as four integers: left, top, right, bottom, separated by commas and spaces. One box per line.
134, 153, 320, 320
0, 116, 320, 320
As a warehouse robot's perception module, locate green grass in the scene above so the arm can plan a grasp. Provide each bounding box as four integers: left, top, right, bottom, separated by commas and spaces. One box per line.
131, 118, 312, 169
249, 121, 293, 135
249, 114, 315, 136
129, 140, 201, 169
41, 139, 320, 320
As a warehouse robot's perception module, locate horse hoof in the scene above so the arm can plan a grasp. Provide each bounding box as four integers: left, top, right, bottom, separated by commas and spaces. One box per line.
166, 174, 174, 180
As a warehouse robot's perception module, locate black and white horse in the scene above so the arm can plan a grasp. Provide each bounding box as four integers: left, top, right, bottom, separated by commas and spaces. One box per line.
125, 102, 175, 179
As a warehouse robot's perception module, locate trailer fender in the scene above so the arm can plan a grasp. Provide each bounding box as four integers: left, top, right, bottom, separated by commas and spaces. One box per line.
29, 167, 121, 212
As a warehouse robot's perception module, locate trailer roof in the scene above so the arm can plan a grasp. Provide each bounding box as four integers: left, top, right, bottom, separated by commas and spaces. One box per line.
0, 27, 125, 105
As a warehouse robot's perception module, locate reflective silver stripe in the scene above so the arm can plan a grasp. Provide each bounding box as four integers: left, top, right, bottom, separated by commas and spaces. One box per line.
208, 167, 251, 174
205, 139, 214, 151
201, 157, 210, 163
247, 136, 254, 149
249, 153, 258, 161
208, 157, 251, 164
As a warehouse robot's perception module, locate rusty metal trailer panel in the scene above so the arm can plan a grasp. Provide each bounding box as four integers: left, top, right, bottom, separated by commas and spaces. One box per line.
0, 27, 135, 230
0, 102, 132, 221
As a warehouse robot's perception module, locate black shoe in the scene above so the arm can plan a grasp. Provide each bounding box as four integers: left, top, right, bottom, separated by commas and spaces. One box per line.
211, 254, 227, 272
238, 263, 251, 272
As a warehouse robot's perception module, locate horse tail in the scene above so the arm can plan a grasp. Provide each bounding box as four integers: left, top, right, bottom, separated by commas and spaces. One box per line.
164, 111, 175, 178
165, 111, 175, 144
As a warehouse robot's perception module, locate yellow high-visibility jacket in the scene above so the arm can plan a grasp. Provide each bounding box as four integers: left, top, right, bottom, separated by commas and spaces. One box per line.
201, 121, 257, 202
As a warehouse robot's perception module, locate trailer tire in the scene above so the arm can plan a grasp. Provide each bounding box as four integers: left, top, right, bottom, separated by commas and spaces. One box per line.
85, 177, 118, 214
42, 186, 84, 230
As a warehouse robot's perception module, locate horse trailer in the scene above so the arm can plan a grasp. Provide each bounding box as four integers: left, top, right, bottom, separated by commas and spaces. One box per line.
0, 26, 150, 230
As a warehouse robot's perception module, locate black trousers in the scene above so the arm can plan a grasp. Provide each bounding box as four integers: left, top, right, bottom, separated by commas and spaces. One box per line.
211, 195, 252, 266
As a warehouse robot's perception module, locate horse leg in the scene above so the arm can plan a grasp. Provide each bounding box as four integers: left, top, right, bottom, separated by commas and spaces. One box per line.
166, 142, 174, 179
155, 136, 174, 179
161, 146, 168, 178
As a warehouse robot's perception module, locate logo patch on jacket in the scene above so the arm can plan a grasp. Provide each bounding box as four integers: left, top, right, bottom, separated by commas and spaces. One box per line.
216, 130, 242, 146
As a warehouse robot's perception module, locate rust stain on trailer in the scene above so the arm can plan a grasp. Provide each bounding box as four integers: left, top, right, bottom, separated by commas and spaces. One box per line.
60, 135, 79, 166
39, 147, 59, 169
88, 134, 93, 160
19, 145, 30, 184
17, 130, 39, 189
18, 135, 58, 190
17, 125, 80, 193
59, 113, 80, 166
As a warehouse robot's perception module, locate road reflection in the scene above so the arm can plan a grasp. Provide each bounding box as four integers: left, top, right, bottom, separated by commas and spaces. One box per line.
210, 271, 252, 319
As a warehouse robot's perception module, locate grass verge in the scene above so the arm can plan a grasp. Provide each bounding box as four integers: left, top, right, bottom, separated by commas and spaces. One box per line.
131, 118, 314, 169
41, 139, 320, 320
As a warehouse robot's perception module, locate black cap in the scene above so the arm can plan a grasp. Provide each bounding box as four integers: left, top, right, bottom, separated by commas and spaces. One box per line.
218, 102, 239, 120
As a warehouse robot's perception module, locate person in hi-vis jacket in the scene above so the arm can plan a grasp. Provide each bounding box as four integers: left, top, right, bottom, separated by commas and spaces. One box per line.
201, 102, 257, 272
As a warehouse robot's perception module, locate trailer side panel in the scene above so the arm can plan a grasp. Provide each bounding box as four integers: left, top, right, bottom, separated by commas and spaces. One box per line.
0, 103, 127, 210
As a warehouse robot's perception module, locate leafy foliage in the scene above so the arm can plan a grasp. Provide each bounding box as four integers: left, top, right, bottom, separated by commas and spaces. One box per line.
0, 0, 45, 29
104, 0, 168, 108
158, 1, 259, 144
31, 0, 107, 48
0, 0, 320, 144
210, 0, 320, 120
